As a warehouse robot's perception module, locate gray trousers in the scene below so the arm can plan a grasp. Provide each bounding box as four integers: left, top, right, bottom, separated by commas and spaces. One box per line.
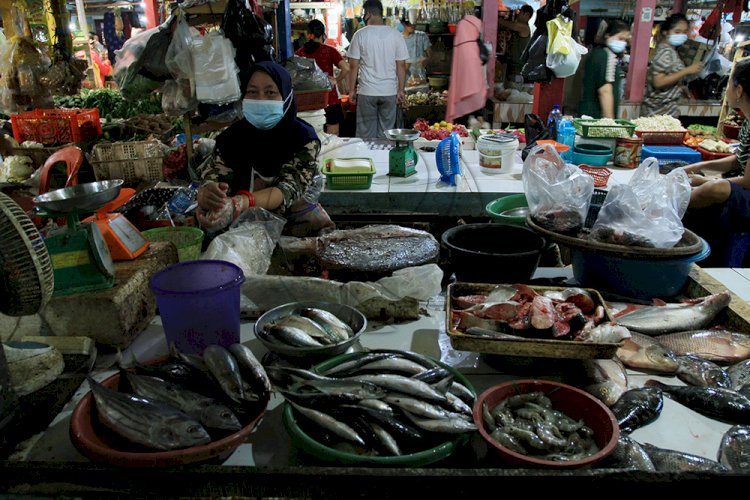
355, 94, 398, 139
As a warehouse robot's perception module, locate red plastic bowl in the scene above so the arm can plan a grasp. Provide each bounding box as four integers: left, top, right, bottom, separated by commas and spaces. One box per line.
473, 379, 619, 469
69, 363, 269, 468
722, 121, 741, 140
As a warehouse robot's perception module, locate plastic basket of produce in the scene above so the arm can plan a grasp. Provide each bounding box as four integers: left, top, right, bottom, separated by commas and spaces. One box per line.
296, 89, 330, 112
634, 129, 687, 145
578, 164, 612, 187
89, 140, 165, 185
11, 108, 101, 145
573, 118, 636, 138
697, 145, 734, 162
322, 157, 375, 190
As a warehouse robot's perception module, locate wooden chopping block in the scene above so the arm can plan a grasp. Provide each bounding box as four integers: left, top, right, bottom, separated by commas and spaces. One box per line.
40, 241, 178, 349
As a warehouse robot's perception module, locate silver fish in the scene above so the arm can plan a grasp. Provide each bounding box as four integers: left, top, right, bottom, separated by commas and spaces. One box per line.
203, 345, 247, 404
123, 371, 242, 432
357, 357, 428, 376
291, 379, 388, 399
616, 332, 680, 374
228, 343, 273, 395
718, 424, 750, 472
87, 376, 211, 451
370, 422, 401, 456
614, 291, 732, 335
728, 359, 750, 391
300, 307, 353, 342
599, 435, 656, 471
275, 315, 336, 344
645, 379, 750, 425
655, 329, 750, 364
675, 354, 732, 389
266, 324, 323, 347
319, 352, 396, 376
348, 374, 448, 404
289, 401, 365, 447
609, 386, 663, 434
401, 410, 477, 433
383, 395, 471, 421
642, 442, 729, 472
357, 398, 393, 413
582, 357, 629, 407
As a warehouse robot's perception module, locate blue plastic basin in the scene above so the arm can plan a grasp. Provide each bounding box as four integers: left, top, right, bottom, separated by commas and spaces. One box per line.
570, 238, 711, 299
572, 149, 611, 166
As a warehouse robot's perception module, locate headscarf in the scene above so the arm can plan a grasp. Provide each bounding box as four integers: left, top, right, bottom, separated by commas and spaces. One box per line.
215, 61, 319, 192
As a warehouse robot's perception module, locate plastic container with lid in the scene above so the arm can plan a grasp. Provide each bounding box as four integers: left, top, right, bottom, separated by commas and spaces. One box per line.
557, 119, 576, 162
476, 133, 519, 174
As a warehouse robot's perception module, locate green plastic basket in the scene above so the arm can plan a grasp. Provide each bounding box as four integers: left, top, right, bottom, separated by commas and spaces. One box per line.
141, 227, 204, 262
573, 119, 636, 138
322, 158, 375, 190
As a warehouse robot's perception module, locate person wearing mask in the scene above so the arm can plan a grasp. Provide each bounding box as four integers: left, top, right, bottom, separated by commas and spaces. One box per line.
579, 19, 631, 119
498, 4, 534, 86
641, 13, 703, 118
400, 17, 431, 85
196, 61, 334, 237
295, 20, 350, 136
347, 0, 409, 138
679, 58, 750, 266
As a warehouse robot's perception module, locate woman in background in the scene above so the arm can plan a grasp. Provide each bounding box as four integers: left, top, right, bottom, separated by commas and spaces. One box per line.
578, 19, 631, 119
641, 13, 703, 118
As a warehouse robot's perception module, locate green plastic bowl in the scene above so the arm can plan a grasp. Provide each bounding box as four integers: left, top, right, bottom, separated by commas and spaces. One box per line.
282, 351, 477, 467
573, 143, 613, 155
485, 194, 529, 226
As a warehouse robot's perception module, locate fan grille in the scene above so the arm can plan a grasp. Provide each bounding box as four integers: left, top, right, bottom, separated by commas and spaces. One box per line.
0, 192, 54, 316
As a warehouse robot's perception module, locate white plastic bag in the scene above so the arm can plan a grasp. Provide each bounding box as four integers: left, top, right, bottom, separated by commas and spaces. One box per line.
191, 31, 241, 104
546, 39, 587, 78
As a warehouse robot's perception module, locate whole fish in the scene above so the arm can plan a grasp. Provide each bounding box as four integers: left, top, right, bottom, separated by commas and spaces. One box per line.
718, 424, 750, 472
87, 376, 211, 451
290, 379, 388, 400
266, 324, 323, 348
370, 422, 401, 456
300, 307, 353, 342
614, 291, 732, 336
382, 395, 470, 422
348, 373, 448, 404
289, 400, 365, 447
598, 434, 656, 471
655, 329, 750, 364
274, 315, 336, 344
728, 359, 750, 391
320, 352, 397, 376
675, 354, 732, 389
228, 343, 273, 395
645, 379, 750, 425
203, 345, 248, 404
356, 357, 428, 376
367, 349, 441, 370
401, 409, 477, 434
582, 358, 629, 407
123, 371, 242, 432
129, 355, 218, 397
616, 332, 680, 374
577, 323, 631, 344
642, 442, 729, 472
609, 386, 663, 434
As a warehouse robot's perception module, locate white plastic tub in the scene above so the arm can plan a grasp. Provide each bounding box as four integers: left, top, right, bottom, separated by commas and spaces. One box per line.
476, 134, 519, 174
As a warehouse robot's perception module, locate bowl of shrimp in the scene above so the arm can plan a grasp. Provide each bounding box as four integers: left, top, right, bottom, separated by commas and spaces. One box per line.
473, 379, 619, 468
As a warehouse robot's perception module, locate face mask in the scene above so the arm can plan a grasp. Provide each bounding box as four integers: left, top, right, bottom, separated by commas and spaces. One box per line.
242, 92, 292, 130
668, 34, 688, 47
606, 40, 627, 54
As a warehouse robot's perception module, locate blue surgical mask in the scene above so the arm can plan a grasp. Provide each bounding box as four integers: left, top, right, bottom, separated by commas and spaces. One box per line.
242, 92, 292, 130
606, 40, 627, 54
668, 34, 688, 47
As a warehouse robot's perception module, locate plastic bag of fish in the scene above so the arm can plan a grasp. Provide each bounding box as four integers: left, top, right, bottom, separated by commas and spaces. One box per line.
86, 343, 272, 452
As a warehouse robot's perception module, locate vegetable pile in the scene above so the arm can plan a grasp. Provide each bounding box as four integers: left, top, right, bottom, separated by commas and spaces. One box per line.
413, 119, 469, 141
633, 115, 685, 132
53, 88, 163, 120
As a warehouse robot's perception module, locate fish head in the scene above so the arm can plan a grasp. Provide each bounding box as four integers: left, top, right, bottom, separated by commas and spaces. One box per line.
645, 345, 680, 373
151, 416, 212, 450
200, 404, 243, 432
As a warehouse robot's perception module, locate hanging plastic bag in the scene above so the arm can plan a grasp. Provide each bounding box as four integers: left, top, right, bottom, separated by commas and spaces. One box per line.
589, 158, 691, 248
283, 55, 332, 91
546, 39, 587, 78
114, 20, 173, 99
546, 14, 574, 56
165, 9, 195, 81
521, 32, 552, 84
191, 31, 241, 105
221, 0, 274, 89
523, 143, 595, 235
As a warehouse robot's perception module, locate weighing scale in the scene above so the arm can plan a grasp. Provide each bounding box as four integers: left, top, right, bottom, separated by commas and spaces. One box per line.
81, 187, 149, 261
384, 129, 420, 177
33, 181, 125, 296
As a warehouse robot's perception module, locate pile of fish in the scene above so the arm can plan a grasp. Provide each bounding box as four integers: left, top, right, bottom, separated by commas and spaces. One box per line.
87, 343, 272, 452
452, 283, 630, 343
268, 349, 477, 457
480, 392, 600, 462
259, 307, 356, 348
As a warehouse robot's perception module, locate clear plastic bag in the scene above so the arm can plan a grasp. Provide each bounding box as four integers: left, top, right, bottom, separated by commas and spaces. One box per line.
165, 11, 195, 81
114, 22, 171, 99
191, 31, 241, 105
523, 143, 595, 235
590, 157, 691, 248
283, 55, 332, 91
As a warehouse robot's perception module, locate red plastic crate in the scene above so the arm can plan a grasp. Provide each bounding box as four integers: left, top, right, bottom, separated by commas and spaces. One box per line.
11, 108, 102, 145
634, 129, 686, 145
296, 89, 329, 111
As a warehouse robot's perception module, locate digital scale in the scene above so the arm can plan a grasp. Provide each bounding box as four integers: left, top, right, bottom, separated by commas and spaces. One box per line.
384, 129, 420, 177
33, 180, 148, 296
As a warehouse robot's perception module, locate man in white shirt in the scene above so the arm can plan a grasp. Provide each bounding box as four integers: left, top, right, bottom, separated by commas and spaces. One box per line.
346, 0, 409, 138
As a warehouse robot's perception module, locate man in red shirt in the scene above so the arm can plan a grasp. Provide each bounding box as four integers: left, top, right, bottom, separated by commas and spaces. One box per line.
295, 20, 350, 135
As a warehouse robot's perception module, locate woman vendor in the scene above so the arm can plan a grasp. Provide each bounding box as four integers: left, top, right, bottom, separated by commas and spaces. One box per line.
681, 58, 750, 266
196, 61, 335, 237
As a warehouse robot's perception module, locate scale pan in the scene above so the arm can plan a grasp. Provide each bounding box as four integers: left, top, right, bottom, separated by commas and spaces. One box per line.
384, 129, 421, 142
34, 180, 124, 213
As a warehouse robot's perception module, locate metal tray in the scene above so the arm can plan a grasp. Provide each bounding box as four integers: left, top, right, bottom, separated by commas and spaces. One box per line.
445, 282, 621, 359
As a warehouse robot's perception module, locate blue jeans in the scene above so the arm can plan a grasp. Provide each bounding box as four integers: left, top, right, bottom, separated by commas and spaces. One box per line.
356, 94, 398, 139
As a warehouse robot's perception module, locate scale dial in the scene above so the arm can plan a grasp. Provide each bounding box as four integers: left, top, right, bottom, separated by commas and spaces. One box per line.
88, 223, 115, 277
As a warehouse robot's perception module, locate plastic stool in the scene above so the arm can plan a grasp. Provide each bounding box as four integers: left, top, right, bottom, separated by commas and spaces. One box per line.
725, 232, 750, 267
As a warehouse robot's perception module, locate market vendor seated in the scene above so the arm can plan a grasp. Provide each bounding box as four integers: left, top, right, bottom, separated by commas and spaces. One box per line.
681, 58, 750, 266
195, 61, 335, 237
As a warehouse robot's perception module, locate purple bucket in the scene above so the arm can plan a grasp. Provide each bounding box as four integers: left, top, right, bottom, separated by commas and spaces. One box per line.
150, 260, 245, 355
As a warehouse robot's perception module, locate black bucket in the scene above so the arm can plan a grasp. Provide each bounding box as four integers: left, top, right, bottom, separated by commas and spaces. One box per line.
441, 223, 547, 283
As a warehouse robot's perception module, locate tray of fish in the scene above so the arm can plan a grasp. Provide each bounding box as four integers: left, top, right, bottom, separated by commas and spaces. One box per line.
446, 282, 626, 359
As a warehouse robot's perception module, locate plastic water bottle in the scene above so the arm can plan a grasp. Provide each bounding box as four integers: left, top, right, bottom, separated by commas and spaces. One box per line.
166, 181, 200, 215
547, 104, 563, 141
557, 119, 576, 163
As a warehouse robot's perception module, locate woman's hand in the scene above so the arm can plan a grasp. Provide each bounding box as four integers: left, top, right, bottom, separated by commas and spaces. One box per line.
197, 181, 229, 211
686, 61, 703, 76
